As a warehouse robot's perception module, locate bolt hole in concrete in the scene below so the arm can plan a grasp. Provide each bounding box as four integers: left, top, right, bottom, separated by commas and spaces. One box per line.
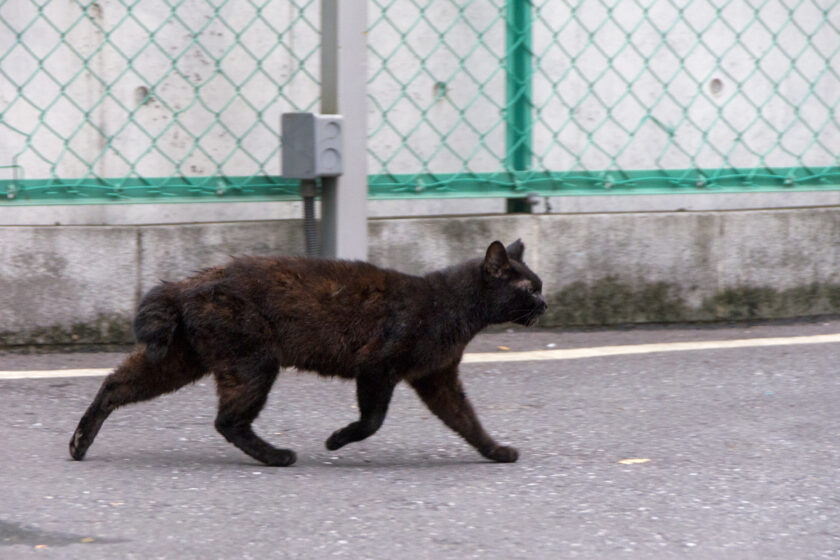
709, 78, 724, 96
135, 86, 152, 105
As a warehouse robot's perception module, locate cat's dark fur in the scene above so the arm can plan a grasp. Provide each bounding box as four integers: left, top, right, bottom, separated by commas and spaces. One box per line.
69, 240, 546, 466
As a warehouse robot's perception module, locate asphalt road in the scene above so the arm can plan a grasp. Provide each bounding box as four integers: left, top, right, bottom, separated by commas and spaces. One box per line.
1, 321, 839, 559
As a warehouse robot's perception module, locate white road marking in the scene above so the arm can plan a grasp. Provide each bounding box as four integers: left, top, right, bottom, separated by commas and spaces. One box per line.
1, 333, 839, 380
0, 368, 113, 380
461, 333, 840, 363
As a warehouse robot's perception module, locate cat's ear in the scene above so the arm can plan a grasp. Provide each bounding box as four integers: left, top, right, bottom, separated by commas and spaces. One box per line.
483, 241, 512, 278
506, 239, 525, 262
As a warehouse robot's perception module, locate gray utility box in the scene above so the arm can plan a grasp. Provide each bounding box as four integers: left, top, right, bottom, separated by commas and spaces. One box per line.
281, 113, 343, 179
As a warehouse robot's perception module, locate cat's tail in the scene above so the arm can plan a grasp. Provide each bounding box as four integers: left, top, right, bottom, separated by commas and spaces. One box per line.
133, 283, 181, 364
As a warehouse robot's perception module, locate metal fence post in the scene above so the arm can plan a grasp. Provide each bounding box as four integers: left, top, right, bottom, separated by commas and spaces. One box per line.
320, 0, 368, 260
505, 0, 534, 213
506, 0, 533, 173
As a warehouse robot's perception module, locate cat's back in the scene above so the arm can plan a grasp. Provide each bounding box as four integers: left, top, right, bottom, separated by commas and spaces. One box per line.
222, 254, 417, 300
179, 255, 431, 372
185, 254, 400, 286
210, 257, 429, 375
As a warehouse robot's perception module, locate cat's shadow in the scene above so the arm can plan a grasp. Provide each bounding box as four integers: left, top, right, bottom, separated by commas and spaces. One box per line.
298, 456, 496, 470
68, 449, 499, 470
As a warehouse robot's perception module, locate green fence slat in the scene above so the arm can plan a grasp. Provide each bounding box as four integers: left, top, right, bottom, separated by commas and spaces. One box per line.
505, 0, 533, 173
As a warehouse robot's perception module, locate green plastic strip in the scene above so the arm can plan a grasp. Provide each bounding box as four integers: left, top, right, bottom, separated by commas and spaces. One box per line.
3, 166, 838, 205
368, 166, 840, 198
0, 176, 301, 204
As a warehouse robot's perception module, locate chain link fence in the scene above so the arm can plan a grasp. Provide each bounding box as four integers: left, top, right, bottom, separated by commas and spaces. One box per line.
368, 0, 840, 197
2, 0, 839, 203
1, 0, 320, 201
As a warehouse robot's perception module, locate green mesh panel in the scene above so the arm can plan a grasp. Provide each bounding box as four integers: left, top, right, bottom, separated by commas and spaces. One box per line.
2, 0, 838, 203
367, 0, 840, 197
0, 0, 320, 202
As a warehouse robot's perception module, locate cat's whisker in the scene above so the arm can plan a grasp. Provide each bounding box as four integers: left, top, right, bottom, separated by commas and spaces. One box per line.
509, 308, 537, 323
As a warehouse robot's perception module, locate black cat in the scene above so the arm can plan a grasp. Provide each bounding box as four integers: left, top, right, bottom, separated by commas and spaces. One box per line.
69, 240, 546, 466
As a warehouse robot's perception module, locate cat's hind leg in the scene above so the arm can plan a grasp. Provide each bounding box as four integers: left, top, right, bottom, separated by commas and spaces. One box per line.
213, 357, 295, 467
326, 374, 395, 451
69, 347, 207, 461
411, 366, 518, 463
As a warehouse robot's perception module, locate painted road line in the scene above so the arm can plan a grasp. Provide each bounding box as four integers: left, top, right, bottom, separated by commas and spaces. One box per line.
1, 333, 840, 380
0, 368, 112, 380
461, 333, 840, 363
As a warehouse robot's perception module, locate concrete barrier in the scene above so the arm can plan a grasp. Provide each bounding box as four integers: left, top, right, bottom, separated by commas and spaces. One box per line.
2, 208, 839, 346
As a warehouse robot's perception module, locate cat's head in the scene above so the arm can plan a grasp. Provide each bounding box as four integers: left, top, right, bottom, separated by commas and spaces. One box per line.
481, 239, 547, 326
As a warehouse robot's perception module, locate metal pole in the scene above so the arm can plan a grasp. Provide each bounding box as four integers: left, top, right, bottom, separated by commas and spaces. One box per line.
506, 0, 534, 213
300, 179, 319, 257
320, 0, 368, 260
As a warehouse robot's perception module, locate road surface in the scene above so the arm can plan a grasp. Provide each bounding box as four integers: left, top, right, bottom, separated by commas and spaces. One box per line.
1, 320, 839, 558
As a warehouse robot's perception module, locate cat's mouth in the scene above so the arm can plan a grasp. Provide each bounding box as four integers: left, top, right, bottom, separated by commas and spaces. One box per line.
513, 306, 546, 327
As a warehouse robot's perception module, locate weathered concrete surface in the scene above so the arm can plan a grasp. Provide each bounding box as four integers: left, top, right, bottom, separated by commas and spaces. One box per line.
0, 227, 138, 346
1, 208, 839, 345
0, 221, 304, 345
137, 221, 305, 295
538, 209, 840, 325
367, 215, 541, 276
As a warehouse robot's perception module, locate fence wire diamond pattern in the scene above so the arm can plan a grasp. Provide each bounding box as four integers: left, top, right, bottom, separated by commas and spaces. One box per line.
1, 0, 839, 202
367, 0, 840, 197
1, 0, 319, 201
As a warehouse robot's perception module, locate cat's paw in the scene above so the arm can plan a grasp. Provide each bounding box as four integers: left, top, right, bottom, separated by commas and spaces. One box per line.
261, 448, 297, 467
69, 428, 89, 461
482, 445, 519, 463
325, 430, 348, 451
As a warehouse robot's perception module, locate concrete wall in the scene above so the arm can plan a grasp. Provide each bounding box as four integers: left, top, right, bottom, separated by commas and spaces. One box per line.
2, 207, 839, 346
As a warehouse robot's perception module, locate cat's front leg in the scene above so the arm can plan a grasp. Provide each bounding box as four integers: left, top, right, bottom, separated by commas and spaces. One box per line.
326, 374, 396, 451
410, 366, 518, 463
